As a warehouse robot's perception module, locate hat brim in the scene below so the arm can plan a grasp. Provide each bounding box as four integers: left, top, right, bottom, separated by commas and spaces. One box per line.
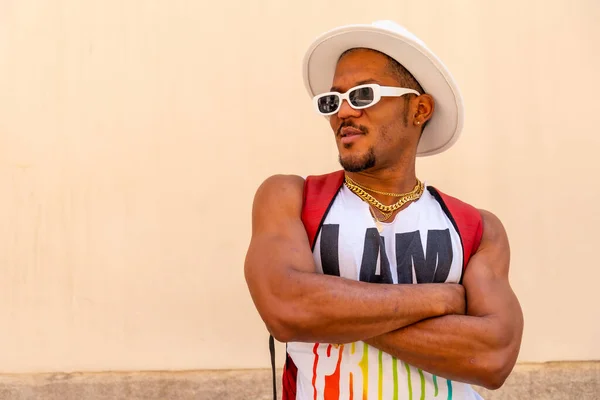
302, 24, 464, 157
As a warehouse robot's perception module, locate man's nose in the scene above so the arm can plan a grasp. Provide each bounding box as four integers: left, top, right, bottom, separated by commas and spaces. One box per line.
336, 99, 362, 119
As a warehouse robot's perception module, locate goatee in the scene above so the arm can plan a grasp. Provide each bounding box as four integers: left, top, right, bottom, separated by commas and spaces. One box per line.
338, 148, 376, 172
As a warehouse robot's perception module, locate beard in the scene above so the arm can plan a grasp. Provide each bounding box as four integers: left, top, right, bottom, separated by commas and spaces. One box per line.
338, 147, 376, 172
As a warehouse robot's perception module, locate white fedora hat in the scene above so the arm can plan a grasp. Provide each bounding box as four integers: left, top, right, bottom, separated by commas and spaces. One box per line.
302, 20, 464, 157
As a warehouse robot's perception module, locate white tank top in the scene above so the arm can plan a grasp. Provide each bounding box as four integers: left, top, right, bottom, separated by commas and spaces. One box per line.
286, 184, 484, 400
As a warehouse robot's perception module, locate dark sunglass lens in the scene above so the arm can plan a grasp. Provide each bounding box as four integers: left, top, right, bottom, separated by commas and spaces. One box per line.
349, 87, 374, 107
317, 95, 339, 114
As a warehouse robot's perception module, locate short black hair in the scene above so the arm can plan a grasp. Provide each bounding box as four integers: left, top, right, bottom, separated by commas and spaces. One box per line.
338, 48, 425, 94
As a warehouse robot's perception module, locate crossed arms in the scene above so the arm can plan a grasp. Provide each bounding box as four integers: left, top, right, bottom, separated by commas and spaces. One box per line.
244, 175, 524, 390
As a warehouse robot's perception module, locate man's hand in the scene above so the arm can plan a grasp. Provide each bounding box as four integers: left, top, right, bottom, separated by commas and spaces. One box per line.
364, 209, 524, 390
244, 174, 469, 344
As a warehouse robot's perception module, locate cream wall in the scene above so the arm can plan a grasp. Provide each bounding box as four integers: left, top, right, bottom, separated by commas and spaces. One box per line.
0, 0, 599, 373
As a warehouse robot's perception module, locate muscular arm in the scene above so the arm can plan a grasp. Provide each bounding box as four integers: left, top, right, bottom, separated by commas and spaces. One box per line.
364, 210, 524, 390
244, 174, 466, 344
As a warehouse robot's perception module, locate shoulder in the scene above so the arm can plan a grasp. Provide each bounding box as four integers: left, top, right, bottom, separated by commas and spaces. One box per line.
255, 174, 305, 196
477, 208, 510, 250
249, 174, 306, 234
253, 174, 306, 210
253, 170, 345, 208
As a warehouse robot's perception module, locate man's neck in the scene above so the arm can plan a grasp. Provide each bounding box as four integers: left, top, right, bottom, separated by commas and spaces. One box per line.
345, 165, 418, 195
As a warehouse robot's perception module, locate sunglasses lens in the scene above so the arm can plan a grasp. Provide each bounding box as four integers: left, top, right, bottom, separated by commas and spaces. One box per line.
349, 86, 375, 107
317, 95, 340, 114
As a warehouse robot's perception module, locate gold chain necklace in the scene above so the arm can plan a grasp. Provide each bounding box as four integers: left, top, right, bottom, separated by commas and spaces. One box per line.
344, 175, 424, 223
345, 174, 418, 197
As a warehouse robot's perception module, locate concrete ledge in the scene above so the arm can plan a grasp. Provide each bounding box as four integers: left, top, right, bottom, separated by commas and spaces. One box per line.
0, 362, 598, 400
476, 361, 599, 400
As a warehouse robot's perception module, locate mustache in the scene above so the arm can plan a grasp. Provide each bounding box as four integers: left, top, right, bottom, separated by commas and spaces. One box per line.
337, 121, 369, 136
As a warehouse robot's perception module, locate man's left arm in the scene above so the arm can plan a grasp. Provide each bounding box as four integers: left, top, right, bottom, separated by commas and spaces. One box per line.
364, 209, 524, 390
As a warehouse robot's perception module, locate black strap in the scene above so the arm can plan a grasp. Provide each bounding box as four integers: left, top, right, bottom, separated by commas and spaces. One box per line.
269, 334, 277, 400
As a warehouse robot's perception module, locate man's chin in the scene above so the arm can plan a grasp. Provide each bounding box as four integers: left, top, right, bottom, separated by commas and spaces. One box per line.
338, 153, 376, 173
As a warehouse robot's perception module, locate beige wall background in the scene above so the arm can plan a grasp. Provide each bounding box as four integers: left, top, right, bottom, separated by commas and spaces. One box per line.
0, 0, 599, 374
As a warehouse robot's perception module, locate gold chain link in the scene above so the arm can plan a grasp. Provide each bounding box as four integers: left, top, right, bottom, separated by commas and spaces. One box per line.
345, 175, 420, 197
344, 175, 424, 219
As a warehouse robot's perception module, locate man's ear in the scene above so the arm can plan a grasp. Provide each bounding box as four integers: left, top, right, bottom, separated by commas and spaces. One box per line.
413, 93, 435, 127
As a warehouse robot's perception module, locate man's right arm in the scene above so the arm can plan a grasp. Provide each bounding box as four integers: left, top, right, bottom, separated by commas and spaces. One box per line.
244, 174, 465, 344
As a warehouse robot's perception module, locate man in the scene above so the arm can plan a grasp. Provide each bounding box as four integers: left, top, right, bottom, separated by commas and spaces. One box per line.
244, 20, 523, 400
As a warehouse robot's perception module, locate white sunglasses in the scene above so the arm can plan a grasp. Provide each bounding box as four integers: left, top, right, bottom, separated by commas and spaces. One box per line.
313, 83, 420, 116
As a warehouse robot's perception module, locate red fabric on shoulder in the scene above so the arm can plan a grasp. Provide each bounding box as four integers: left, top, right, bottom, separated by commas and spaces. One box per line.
301, 170, 345, 249
430, 188, 483, 269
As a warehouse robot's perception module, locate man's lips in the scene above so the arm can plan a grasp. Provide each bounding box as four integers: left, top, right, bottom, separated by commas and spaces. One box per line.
339, 127, 364, 145
340, 127, 364, 138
